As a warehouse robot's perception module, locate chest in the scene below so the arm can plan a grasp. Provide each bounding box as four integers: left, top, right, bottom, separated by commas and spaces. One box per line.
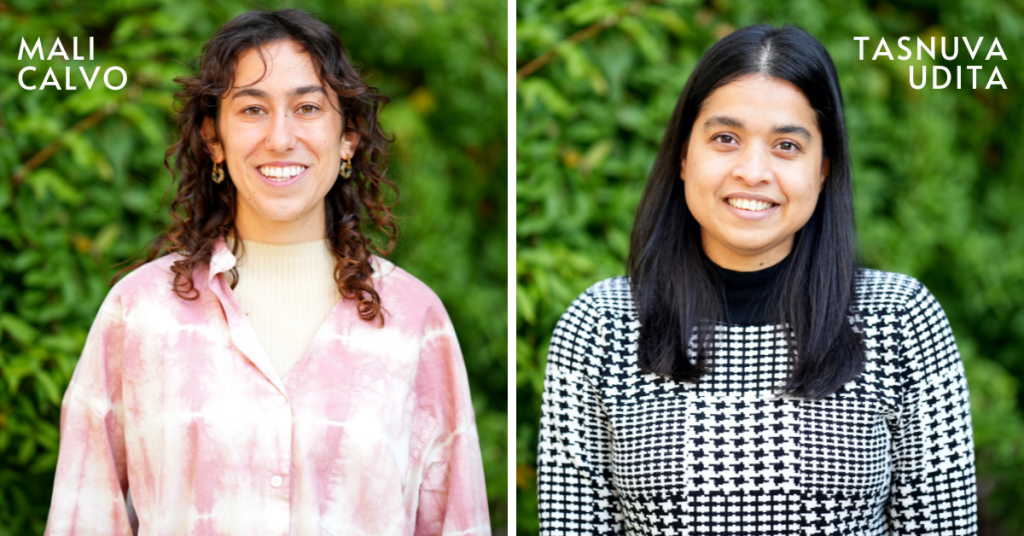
597, 321, 903, 533
115, 294, 425, 478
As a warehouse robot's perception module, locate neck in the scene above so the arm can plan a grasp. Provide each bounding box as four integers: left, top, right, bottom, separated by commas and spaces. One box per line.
709, 252, 791, 325
701, 232, 794, 272
233, 204, 327, 244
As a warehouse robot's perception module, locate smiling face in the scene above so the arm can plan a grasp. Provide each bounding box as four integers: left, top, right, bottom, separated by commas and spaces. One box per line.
681, 74, 829, 271
202, 39, 360, 243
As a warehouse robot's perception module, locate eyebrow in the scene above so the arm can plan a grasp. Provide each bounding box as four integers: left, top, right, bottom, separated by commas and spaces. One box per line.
230, 85, 327, 100
702, 115, 814, 141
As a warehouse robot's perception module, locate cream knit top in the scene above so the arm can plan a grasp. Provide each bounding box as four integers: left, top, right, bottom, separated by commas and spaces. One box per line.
231, 239, 341, 379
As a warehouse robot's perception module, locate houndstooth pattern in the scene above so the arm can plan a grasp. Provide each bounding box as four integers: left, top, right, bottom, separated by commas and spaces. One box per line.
537, 270, 976, 535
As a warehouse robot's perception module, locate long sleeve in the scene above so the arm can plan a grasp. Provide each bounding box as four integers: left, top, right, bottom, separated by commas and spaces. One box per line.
537, 289, 623, 535
41, 248, 488, 535
414, 304, 491, 536
44, 293, 132, 536
887, 284, 977, 534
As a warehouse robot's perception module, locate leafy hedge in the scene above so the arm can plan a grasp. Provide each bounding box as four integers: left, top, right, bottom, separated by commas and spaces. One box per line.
0, 0, 507, 533
516, 0, 1024, 533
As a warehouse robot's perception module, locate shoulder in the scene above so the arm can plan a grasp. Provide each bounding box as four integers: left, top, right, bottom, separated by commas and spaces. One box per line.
571, 276, 636, 316
551, 276, 636, 346
854, 268, 928, 308
553, 276, 635, 332
75, 253, 203, 345
854, 268, 961, 375
370, 256, 450, 325
854, 267, 956, 342
854, 268, 947, 320
102, 253, 192, 313
371, 256, 443, 308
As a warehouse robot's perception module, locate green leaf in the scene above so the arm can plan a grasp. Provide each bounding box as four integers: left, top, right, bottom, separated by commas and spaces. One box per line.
15, 438, 36, 466
517, 284, 536, 325
38, 334, 84, 354
25, 169, 83, 206
2, 357, 36, 394
28, 451, 59, 475
33, 372, 62, 407
10, 251, 42, 272
0, 315, 39, 346
562, 0, 627, 26
93, 223, 122, 255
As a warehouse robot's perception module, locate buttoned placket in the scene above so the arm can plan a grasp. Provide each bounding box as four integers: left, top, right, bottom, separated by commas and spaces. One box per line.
207, 241, 294, 536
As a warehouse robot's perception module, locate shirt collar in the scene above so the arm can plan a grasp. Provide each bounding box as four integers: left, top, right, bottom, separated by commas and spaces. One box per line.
206, 234, 397, 282
208, 236, 237, 283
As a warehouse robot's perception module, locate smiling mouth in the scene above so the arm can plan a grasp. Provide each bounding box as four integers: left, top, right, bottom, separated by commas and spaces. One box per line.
258, 165, 308, 182
726, 198, 777, 211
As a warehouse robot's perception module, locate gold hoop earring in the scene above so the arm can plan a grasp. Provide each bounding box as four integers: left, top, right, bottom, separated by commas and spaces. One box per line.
339, 157, 353, 179
212, 161, 225, 184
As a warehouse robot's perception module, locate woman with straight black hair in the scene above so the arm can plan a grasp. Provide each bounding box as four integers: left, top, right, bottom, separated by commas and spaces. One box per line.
538, 24, 976, 535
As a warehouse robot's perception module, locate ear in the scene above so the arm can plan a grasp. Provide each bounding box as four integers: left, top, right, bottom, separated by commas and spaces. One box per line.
679, 145, 688, 181
819, 156, 831, 191
201, 116, 224, 163
340, 130, 361, 159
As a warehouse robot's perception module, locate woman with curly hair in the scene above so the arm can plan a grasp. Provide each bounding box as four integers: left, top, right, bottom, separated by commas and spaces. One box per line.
44, 9, 490, 536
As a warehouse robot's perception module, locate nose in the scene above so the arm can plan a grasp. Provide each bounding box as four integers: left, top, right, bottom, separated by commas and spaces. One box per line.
732, 143, 774, 185
265, 109, 298, 152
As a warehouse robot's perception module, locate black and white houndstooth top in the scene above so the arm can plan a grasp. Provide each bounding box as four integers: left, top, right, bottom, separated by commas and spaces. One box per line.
537, 269, 976, 535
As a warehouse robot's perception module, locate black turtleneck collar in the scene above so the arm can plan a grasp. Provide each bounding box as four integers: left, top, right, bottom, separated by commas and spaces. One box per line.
708, 253, 791, 326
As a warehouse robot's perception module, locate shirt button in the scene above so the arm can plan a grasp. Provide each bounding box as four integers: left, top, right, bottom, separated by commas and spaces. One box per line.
270, 475, 283, 488
276, 395, 287, 407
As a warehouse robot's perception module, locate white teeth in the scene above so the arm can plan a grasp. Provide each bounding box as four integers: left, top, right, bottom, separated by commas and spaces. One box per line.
727, 198, 775, 211
258, 165, 307, 180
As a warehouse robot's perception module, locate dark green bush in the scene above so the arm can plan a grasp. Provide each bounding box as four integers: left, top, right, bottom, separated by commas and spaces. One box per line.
516, 0, 1024, 533
0, 0, 507, 533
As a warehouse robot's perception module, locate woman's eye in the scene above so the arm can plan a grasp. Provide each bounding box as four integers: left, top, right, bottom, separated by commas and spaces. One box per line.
298, 104, 319, 114
713, 134, 736, 144
242, 106, 264, 116
778, 141, 799, 151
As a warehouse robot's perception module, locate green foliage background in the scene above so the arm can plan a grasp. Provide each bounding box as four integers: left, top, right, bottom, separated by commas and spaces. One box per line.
517, 0, 1024, 533
0, 0, 507, 533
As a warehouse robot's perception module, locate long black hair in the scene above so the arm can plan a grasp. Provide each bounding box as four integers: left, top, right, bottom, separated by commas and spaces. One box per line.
627, 24, 863, 400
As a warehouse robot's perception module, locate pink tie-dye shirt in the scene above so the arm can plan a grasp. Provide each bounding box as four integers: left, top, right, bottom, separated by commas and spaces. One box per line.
44, 240, 491, 536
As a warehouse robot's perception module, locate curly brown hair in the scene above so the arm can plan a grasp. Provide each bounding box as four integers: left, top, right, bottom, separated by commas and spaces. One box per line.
124, 9, 397, 323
